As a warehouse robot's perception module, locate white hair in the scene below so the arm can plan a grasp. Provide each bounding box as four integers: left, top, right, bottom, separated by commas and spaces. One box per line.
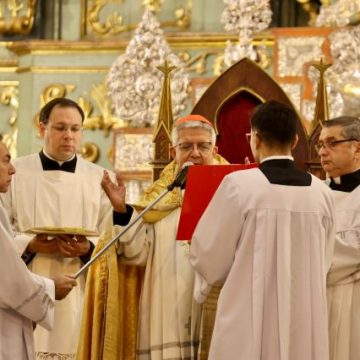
171, 120, 216, 145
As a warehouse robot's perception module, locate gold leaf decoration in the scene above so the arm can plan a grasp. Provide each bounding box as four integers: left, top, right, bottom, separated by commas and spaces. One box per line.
81, 141, 100, 163
0, 84, 19, 158
0, 0, 37, 35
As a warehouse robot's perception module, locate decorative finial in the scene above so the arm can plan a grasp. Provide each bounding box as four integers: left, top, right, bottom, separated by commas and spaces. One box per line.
152, 59, 177, 181
311, 57, 332, 76
157, 59, 176, 76
310, 57, 332, 132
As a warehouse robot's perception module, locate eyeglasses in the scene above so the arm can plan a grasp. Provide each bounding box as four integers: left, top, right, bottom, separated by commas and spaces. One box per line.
175, 142, 213, 153
49, 125, 83, 134
246, 131, 259, 143
314, 138, 359, 153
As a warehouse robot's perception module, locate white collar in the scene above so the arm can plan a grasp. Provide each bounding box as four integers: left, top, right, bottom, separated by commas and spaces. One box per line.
42, 149, 76, 166
260, 155, 294, 164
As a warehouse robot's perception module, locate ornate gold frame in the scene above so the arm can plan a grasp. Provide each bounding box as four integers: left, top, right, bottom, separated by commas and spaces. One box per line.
0, 0, 37, 35
80, 0, 193, 38
0, 80, 19, 158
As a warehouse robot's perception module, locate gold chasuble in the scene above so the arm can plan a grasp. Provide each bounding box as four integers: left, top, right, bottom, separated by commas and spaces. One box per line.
77, 155, 227, 360
76, 228, 143, 360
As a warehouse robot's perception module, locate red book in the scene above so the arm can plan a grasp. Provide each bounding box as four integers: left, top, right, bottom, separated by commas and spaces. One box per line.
176, 163, 257, 240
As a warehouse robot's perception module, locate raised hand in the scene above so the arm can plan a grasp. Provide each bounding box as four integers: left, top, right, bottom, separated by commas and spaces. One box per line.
101, 170, 127, 213
52, 274, 77, 300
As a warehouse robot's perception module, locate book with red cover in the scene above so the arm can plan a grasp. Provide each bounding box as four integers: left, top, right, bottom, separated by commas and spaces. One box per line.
176, 163, 257, 240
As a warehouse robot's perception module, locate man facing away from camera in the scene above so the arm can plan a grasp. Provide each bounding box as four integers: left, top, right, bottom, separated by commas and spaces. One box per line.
190, 101, 336, 360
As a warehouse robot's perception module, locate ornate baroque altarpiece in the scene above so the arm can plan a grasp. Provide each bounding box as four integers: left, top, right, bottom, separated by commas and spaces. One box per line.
0, 1, 356, 200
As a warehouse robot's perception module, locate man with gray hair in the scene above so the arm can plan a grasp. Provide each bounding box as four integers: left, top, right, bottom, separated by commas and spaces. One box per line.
99, 114, 227, 359
317, 116, 360, 360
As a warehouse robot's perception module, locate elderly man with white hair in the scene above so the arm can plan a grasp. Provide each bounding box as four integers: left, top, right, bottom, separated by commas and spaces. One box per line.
101, 114, 227, 359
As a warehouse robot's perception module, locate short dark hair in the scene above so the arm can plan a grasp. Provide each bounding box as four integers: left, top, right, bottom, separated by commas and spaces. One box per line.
250, 100, 298, 146
323, 116, 360, 140
39, 97, 85, 124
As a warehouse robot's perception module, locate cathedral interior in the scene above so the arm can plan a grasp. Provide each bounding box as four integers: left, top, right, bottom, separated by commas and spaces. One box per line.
0, 0, 359, 201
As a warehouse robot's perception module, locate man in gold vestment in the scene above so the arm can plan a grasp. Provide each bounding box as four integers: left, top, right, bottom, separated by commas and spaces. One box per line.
79, 115, 227, 359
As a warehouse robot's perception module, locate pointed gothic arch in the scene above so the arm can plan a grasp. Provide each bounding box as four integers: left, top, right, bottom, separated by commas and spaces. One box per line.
192, 58, 309, 168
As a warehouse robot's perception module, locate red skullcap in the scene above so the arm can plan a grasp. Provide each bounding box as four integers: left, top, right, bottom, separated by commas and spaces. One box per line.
175, 114, 214, 128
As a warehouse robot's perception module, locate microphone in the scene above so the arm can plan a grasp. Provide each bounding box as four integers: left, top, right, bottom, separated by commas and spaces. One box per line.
167, 162, 194, 191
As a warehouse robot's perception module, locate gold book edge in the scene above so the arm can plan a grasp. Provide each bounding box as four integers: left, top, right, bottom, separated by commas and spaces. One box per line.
26, 227, 99, 236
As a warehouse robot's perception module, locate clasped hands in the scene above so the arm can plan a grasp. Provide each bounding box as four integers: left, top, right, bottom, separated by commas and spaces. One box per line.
27, 233, 91, 258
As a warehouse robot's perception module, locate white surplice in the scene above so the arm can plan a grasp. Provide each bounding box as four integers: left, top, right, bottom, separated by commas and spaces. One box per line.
0, 205, 55, 360
0, 153, 113, 359
190, 168, 335, 360
114, 207, 201, 360
327, 186, 360, 360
